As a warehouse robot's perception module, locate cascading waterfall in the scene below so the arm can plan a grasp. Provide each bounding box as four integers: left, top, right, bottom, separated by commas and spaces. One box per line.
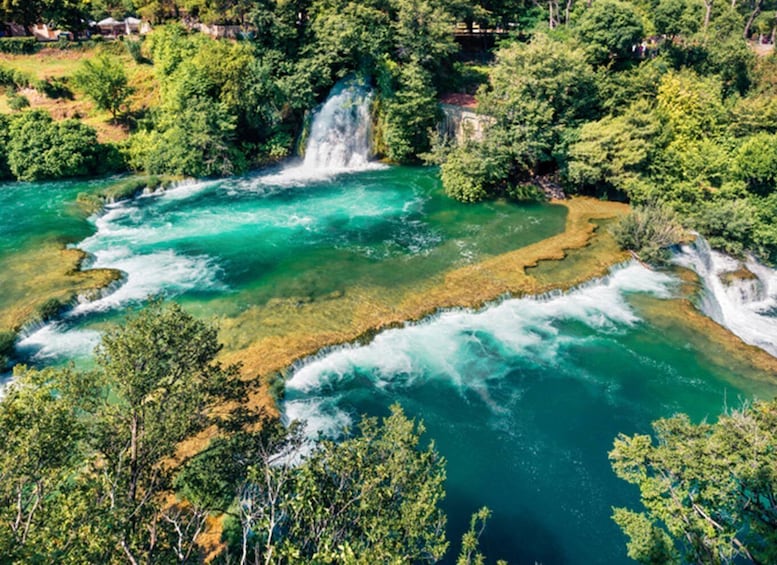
673, 236, 777, 357
302, 79, 373, 171
260, 78, 380, 184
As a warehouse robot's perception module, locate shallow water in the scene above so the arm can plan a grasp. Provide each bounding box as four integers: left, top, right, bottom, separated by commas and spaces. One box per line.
12, 167, 567, 363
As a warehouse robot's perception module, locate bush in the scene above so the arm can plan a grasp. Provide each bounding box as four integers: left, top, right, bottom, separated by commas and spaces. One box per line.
0, 330, 15, 368
689, 198, 758, 256
125, 39, 146, 64
6, 110, 106, 181
36, 298, 66, 322
0, 66, 12, 87
35, 78, 73, 100
7, 93, 29, 111
611, 204, 684, 263
0, 66, 32, 90
440, 139, 512, 202
0, 38, 39, 55
0, 114, 9, 179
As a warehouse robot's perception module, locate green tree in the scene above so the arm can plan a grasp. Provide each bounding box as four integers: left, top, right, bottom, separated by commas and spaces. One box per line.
129, 97, 245, 177
440, 137, 513, 202
656, 70, 725, 140
6, 110, 104, 181
0, 0, 42, 33
237, 404, 449, 563
73, 53, 133, 122
0, 114, 10, 180
733, 131, 777, 194
610, 399, 777, 564
440, 34, 597, 201
93, 300, 242, 563
653, 0, 701, 39
566, 101, 661, 195
573, 0, 644, 65
380, 60, 440, 162
0, 366, 108, 563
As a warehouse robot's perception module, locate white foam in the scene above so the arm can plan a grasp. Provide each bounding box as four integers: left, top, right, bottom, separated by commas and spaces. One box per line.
673, 237, 777, 356
69, 247, 221, 315
283, 262, 675, 436
16, 322, 101, 362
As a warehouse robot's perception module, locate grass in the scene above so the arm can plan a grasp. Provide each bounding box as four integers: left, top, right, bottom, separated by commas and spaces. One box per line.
0, 45, 159, 143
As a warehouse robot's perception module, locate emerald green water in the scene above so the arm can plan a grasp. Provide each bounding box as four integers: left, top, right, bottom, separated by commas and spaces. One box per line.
3, 167, 776, 563
12, 167, 567, 361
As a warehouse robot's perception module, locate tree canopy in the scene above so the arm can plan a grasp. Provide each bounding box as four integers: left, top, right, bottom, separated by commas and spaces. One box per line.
610, 399, 777, 564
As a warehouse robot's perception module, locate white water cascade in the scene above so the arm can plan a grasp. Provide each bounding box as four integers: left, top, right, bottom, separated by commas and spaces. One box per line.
259, 78, 381, 185
673, 236, 777, 357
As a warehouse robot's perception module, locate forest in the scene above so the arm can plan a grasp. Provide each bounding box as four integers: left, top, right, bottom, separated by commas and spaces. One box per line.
1, 0, 777, 563
1, 0, 777, 261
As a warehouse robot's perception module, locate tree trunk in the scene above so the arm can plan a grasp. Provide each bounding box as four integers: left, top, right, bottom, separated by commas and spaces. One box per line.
129, 412, 138, 504
744, 0, 764, 39
566, 0, 574, 24
703, 0, 713, 30
772, 12, 777, 43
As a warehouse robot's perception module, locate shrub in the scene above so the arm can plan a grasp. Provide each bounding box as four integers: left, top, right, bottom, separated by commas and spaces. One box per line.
125, 39, 146, 64
0, 66, 32, 90
36, 297, 65, 322
7, 93, 29, 111
35, 78, 73, 100
611, 204, 684, 263
0, 330, 15, 369
440, 138, 512, 203
0, 38, 39, 55
6, 110, 105, 181
0, 65, 13, 87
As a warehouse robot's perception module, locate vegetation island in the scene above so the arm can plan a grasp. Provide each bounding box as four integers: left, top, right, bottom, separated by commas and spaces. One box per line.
0, 0, 776, 563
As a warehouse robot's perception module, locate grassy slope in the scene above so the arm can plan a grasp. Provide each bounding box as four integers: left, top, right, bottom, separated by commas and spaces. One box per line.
0, 45, 159, 143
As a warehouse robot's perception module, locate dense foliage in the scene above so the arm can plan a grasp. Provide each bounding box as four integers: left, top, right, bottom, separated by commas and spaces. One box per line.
427, 0, 777, 261
0, 110, 114, 181
0, 302, 246, 562
610, 399, 777, 564
0, 302, 489, 563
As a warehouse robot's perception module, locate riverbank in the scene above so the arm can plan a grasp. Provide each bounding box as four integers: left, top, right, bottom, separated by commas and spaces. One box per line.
0, 174, 180, 367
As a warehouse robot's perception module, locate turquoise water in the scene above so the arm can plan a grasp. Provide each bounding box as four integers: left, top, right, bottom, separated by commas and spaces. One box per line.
3, 166, 777, 563
284, 265, 777, 563
14, 167, 567, 362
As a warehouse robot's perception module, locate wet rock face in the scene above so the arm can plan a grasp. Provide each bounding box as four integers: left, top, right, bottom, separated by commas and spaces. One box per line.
720, 268, 766, 306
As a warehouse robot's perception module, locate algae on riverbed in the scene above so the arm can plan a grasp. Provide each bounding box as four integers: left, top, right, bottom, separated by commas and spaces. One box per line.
219, 197, 630, 406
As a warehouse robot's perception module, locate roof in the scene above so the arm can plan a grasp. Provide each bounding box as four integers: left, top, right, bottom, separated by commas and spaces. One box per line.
440, 93, 478, 108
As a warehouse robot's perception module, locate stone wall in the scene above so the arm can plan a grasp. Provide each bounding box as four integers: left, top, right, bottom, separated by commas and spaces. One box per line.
439, 104, 493, 143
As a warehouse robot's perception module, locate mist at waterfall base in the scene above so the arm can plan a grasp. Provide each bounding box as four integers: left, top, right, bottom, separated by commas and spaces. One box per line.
4, 80, 777, 563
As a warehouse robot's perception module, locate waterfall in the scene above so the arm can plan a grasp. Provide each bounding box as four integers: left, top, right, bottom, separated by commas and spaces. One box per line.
302, 79, 373, 171
673, 236, 777, 357
259, 78, 381, 185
